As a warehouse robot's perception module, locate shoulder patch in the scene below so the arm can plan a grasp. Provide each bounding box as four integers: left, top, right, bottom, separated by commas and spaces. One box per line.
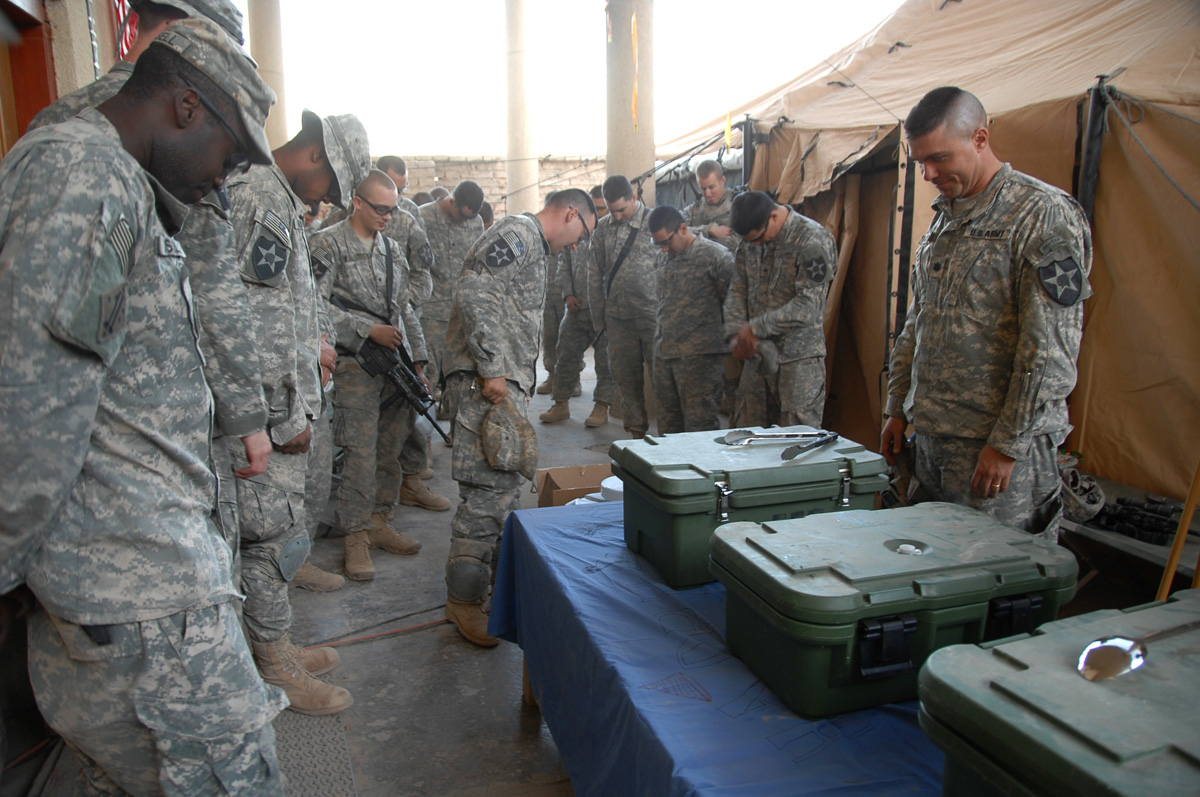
419, 242, 433, 266
253, 236, 290, 281
804, 255, 830, 283
1038, 256, 1084, 306
98, 284, 126, 343
484, 230, 528, 269
261, 209, 291, 245
108, 218, 134, 274
310, 245, 333, 280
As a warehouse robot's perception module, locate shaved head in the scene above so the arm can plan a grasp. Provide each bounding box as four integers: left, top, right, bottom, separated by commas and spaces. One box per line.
905, 86, 988, 141
358, 168, 397, 197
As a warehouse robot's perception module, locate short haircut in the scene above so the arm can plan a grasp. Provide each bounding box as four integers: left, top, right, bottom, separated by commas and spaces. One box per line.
357, 168, 397, 196
452, 180, 484, 213
648, 205, 684, 234
696, 159, 724, 180
602, 175, 634, 204
413, 191, 434, 205
544, 187, 597, 218
589, 184, 604, 200
904, 86, 988, 139
730, 191, 776, 236
430, 186, 449, 200
376, 155, 407, 176
479, 201, 494, 225
122, 41, 238, 126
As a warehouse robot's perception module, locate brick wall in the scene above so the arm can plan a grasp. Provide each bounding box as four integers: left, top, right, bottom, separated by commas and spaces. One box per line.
402, 155, 607, 217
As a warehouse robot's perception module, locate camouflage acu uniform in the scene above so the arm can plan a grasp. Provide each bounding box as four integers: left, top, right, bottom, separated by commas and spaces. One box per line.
311, 221, 428, 534
26, 62, 134, 130
685, 190, 740, 251
541, 265, 564, 380
441, 214, 548, 603
224, 164, 323, 644
551, 245, 615, 405
418, 201, 485, 390
724, 208, 837, 427
587, 203, 660, 433
0, 111, 283, 795
887, 164, 1092, 535
654, 236, 734, 434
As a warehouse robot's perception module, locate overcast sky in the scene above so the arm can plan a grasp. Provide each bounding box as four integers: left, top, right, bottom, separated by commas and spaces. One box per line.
236, 0, 904, 156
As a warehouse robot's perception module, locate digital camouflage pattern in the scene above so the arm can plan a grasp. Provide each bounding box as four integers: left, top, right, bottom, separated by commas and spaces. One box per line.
312, 220, 427, 533
886, 163, 1091, 533
724, 207, 837, 427
26, 62, 135, 131
442, 214, 549, 602
685, 189, 739, 251
886, 163, 1093, 458
541, 264, 563, 377
29, 602, 285, 796
653, 235, 733, 433
321, 205, 433, 308
551, 245, 615, 405
418, 201, 485, 388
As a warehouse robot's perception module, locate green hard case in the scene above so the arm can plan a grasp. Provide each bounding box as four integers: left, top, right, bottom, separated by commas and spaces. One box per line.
709, 502, 1078, 717
919, 588, 1200, 797
610, 426, 888, 588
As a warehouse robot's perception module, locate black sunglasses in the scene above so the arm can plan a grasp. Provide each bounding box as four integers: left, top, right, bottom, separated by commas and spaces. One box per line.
355, 194, 399, 217
573, 206, 591, 244
180, 75, 251, 176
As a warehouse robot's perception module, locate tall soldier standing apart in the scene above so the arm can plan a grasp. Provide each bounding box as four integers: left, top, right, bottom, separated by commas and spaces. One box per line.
725, 190, 837, 428
224, 111, 371, 714
587, 175, 660, 438
685, 159, 739, 250
0, 20, 285, 793
881, 87, 1092, 538
441, 189, 597, 646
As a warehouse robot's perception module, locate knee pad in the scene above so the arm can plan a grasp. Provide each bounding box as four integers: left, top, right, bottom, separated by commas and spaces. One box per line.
445, 538, 494, 602
241, 526, 311, 582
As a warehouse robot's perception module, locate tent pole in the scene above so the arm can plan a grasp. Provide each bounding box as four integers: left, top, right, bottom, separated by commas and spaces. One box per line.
1077, 71, 1122, 222
741, 115, 756, 189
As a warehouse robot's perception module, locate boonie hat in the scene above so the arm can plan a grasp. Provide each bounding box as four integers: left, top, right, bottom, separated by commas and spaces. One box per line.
150, 18, 275, 166
481, 398, 539, 482
132, 0, 245, 45
301, 111, 370, 208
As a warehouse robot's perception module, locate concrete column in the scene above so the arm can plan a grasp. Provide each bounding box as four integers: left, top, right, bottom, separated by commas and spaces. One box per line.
605, 0, 654, 205
505, 0, 538, 216
246, 0, 287, 149
45, 0, 95, 96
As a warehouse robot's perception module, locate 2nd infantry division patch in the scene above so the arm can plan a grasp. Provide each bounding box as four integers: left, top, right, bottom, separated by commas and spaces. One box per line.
253, 236, 289, 282
485, 230, 528, 269
805, 256, 829, 283
1038, 257, 1083, 306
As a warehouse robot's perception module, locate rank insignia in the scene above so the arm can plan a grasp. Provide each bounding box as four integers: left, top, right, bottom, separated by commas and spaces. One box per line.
1038, 257, 1084, 306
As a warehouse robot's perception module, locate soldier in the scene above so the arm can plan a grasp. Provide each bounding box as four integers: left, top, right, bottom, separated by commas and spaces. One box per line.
725, 191, 837, 428
881, 87, 1092, 538
418, 180, 485, 410
480, 201, 495, 230
28, 0, 272, 573
376, 154, 424, 225
224, 110, 371, 714
587, 175, 660, 438
0, 20, 285, 793
312, 170, 439, 581
441, 189, 597, 646
685, 159, 738, 250
648, 206, 734, 434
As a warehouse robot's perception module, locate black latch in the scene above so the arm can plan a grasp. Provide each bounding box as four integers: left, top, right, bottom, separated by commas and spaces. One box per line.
858, 614, 918, 679
985, 593, 1044, 640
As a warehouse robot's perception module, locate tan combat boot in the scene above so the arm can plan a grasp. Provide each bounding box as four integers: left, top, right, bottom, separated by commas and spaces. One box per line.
368, 512, 422, 555
252, 636, 353, 716
400, 475, 451, 511
445, 598, 499, 647
584, 403, 608, 428
535, 375, 553, 394
291, 561, 345, 592
283, 637, 340, 676
539, 401, 570, 424
343, 531, 375, 581
631, 429, 647, 440
572, 381, 582, 397
417, 467, 435, 480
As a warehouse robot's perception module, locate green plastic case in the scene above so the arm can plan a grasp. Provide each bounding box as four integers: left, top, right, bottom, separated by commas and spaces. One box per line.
919, 588, 1200, 796
709, 502, 1078, 717
610, 426, 888, 588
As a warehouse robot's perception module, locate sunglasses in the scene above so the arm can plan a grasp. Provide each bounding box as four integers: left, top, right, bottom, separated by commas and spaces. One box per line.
355, 194, 399, 217
180, 75, 251, 176
656, 230, 679, 251
574, 206, 591, 244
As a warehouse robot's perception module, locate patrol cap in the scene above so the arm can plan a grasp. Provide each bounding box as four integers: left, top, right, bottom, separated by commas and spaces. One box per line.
131, 0, 244, 45
301, 110, 370, 209
481, 398, 539, 482
150, 18, 276, 166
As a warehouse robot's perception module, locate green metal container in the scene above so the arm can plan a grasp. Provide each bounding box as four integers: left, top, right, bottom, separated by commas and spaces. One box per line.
610, 426, 888, 588
919, 589, 1200, 796
709, 502, 1078, 718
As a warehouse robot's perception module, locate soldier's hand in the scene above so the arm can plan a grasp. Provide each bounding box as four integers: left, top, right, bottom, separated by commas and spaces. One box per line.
731, 323, 759, 361
481, 376, 508, 404
319, 336, 337, 372
709, 224, 732, 239
278, 423, 313, 455
415, 363, 431, 393
236, 430, 272, 478
566, 295, 582, 314
880, 416, 909, 466
368, 324, 403, 351
972, 444, 1016, 499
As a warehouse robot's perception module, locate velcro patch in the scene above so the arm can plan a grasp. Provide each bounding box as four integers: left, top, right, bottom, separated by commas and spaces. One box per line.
261, 209, 291, 246
968, 228, 1008, 240
418, 243, 433, 266
804, 256, 829, 283
98, 285, 126, 343
1038, 256, 1084, 306
108, 219, 134, 274
484, 231, 527, 269
157, 235, 185, 259
252, 236, 289, 281
310, 245, 333, 280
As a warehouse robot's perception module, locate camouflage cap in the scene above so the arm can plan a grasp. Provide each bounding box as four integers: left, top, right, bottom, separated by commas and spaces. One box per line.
302, 110, 370, 209
481, 398, 539, 482
132, 0, 245, 45
151, 18, 276, 166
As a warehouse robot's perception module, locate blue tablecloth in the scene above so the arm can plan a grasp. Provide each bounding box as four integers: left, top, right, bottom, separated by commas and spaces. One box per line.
489, 502, 944, 796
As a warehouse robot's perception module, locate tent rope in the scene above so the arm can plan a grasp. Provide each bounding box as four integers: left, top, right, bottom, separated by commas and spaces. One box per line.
1111, 91, 1200, 128
1106, 90, 1200, 214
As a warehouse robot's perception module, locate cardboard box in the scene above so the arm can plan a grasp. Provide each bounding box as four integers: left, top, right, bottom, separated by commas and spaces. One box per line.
536, 464, 613, 508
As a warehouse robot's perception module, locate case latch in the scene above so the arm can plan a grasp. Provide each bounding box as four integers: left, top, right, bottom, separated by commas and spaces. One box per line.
839, 465, 852, 507
985, 593, 1043, 640
858, 614, 918, 679
715, 481, 733, 522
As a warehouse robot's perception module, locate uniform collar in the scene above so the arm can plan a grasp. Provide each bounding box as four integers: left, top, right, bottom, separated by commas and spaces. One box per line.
934, 162, 1012, 221
522, 212, 551, 255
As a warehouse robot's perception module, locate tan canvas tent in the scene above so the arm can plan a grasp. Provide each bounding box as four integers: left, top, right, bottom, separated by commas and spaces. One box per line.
660, 0, 1200, 500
